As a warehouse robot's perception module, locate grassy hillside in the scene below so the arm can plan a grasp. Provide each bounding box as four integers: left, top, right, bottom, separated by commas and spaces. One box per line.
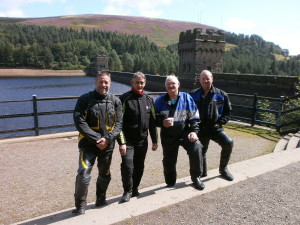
7, 14, 219, 47
2, 14, 298, 75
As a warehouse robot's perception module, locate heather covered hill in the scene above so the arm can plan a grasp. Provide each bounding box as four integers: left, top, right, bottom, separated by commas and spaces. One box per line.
19, 14, 219, 46
1, 14, 299, 75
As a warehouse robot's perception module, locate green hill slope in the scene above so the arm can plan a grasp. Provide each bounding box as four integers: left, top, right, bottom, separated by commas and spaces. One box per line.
11, 14, 219, 47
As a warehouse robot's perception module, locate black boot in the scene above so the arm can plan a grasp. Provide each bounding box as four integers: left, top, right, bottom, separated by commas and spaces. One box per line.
72, 208, 85, 215
73, 174, 91, 215
201, 155, 207, 178
219, 158, 234, 181
95, 175, 111, 207
219, 167, 234, 181
119, 191, 132, 203
164, 166, 177, 187
95, 194, 108, 207
191, 177, 205, 190
132, 188, 140, 197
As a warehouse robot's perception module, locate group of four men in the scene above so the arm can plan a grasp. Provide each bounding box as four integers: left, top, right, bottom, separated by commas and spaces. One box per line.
72, 70, 234, 215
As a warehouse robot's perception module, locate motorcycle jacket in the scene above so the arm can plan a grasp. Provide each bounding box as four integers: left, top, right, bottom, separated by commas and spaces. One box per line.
154, 92, 199, 140
73, 90, 123, 150
118, 90, 158, 146
189, 86, 232, 128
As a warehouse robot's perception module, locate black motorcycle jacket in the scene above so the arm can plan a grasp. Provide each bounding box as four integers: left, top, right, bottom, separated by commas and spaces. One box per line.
73, 90, 123, 150
118, 90, 158, 146
189, 86, 232, 128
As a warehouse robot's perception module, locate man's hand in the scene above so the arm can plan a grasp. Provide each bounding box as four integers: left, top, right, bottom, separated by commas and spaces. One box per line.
163, 118, 174, 128
96, 138, 109, 150
119, 144, 126, 156
188, 132, 198, 142
152, 143, 158, 151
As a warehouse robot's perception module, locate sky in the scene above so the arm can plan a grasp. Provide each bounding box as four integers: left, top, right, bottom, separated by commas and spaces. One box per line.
0, 0, 299, 55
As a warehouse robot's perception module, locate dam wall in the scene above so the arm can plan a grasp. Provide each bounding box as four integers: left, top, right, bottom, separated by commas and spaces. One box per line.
111, 71, 299, 97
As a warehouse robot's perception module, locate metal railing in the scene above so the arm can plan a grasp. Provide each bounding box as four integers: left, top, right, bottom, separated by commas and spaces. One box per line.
0, 92, 299, 139
229, 93, 300, 133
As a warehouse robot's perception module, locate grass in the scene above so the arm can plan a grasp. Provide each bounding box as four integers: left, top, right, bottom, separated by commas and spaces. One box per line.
226, 123, 280, 139
226, 123, 281, 154
225, 43, 238, 51
273, 53, 290, 61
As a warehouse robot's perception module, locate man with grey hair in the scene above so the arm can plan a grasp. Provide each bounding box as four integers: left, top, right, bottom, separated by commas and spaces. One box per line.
118, 71, 158, 203
155, 75, 205, 190
190, 70, 234, 181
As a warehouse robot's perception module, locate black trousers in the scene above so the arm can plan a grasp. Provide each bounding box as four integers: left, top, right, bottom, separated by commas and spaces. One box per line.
74, 148, 113, 207
198, 126, 233, 169
161, 135, 203, 186
121, 140, 148, 192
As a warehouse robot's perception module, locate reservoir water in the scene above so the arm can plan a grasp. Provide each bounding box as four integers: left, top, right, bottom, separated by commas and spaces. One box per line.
0, 76, 131, 101
0, 76, 133, 138
0, 76, 160, 138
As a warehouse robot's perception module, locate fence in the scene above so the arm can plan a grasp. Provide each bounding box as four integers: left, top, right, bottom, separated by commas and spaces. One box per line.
0, 93, 299, 139
229, 93, 300, 133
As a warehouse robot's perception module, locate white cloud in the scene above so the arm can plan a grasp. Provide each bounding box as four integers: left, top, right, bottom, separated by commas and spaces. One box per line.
224, 17, 256, 34
224, 19, 300, 56
100, 4, 132, 16
0, 0, 56, 17
0, 9, 26, 17
263, 29, 300, 56
64, 5, 76, 16
100, 0, 173, 18
0, 0, 54, 8
142, 10, 163, 18
284, 32, 300, 55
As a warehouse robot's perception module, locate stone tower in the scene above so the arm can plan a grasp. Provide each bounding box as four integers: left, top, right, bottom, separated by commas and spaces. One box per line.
178, 28, 225, 84
95, 54, 109, 72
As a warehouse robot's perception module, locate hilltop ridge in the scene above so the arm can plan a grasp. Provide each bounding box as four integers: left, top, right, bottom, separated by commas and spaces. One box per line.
2, 14, 220, 46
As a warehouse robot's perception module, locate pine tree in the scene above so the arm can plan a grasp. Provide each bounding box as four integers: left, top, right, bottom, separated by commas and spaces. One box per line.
122, 52, 134, 72
109, 49, 123, 71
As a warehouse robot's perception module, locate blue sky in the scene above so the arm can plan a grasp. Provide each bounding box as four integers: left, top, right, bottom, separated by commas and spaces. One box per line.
0, 0, 299, 55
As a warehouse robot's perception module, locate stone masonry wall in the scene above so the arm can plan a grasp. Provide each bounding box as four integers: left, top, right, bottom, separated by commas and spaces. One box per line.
178, 28, 225, 83
111, 71, 299, 98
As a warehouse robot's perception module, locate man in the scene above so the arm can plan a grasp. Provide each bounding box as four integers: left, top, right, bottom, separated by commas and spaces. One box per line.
154, 75, 205, 190
72, 71, 123, 215
118, 71, 158, 203
189, 70, 234, 181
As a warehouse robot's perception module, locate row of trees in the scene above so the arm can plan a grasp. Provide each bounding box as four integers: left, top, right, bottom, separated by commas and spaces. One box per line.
224, 32, 300, 76
0, 24, 178, 75
0, 23, 299, 76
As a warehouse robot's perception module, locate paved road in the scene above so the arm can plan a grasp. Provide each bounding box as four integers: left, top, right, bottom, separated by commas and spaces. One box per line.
1, 123, 279, 225
16, 147, 300, 225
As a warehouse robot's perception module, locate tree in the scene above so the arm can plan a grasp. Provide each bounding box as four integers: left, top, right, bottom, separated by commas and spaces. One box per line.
80, 56, 90, 66
109, 49, 122, 71
159, 59, 169, 76
2, 41, 14, 66
122, 52, 134, 72
149, 59, 158, 75
270, 57, 278, 75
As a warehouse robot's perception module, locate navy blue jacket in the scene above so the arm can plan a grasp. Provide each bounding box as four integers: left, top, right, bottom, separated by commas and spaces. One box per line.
189, 86, 232, 128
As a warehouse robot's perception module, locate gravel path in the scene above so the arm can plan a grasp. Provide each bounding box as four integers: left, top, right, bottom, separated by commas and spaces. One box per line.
0, 125, 279, 224
113, 162, 300, 225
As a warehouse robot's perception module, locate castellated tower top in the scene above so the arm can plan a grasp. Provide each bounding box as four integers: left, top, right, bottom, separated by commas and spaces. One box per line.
179, 28, 225, 44
178, 28, 225, 85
